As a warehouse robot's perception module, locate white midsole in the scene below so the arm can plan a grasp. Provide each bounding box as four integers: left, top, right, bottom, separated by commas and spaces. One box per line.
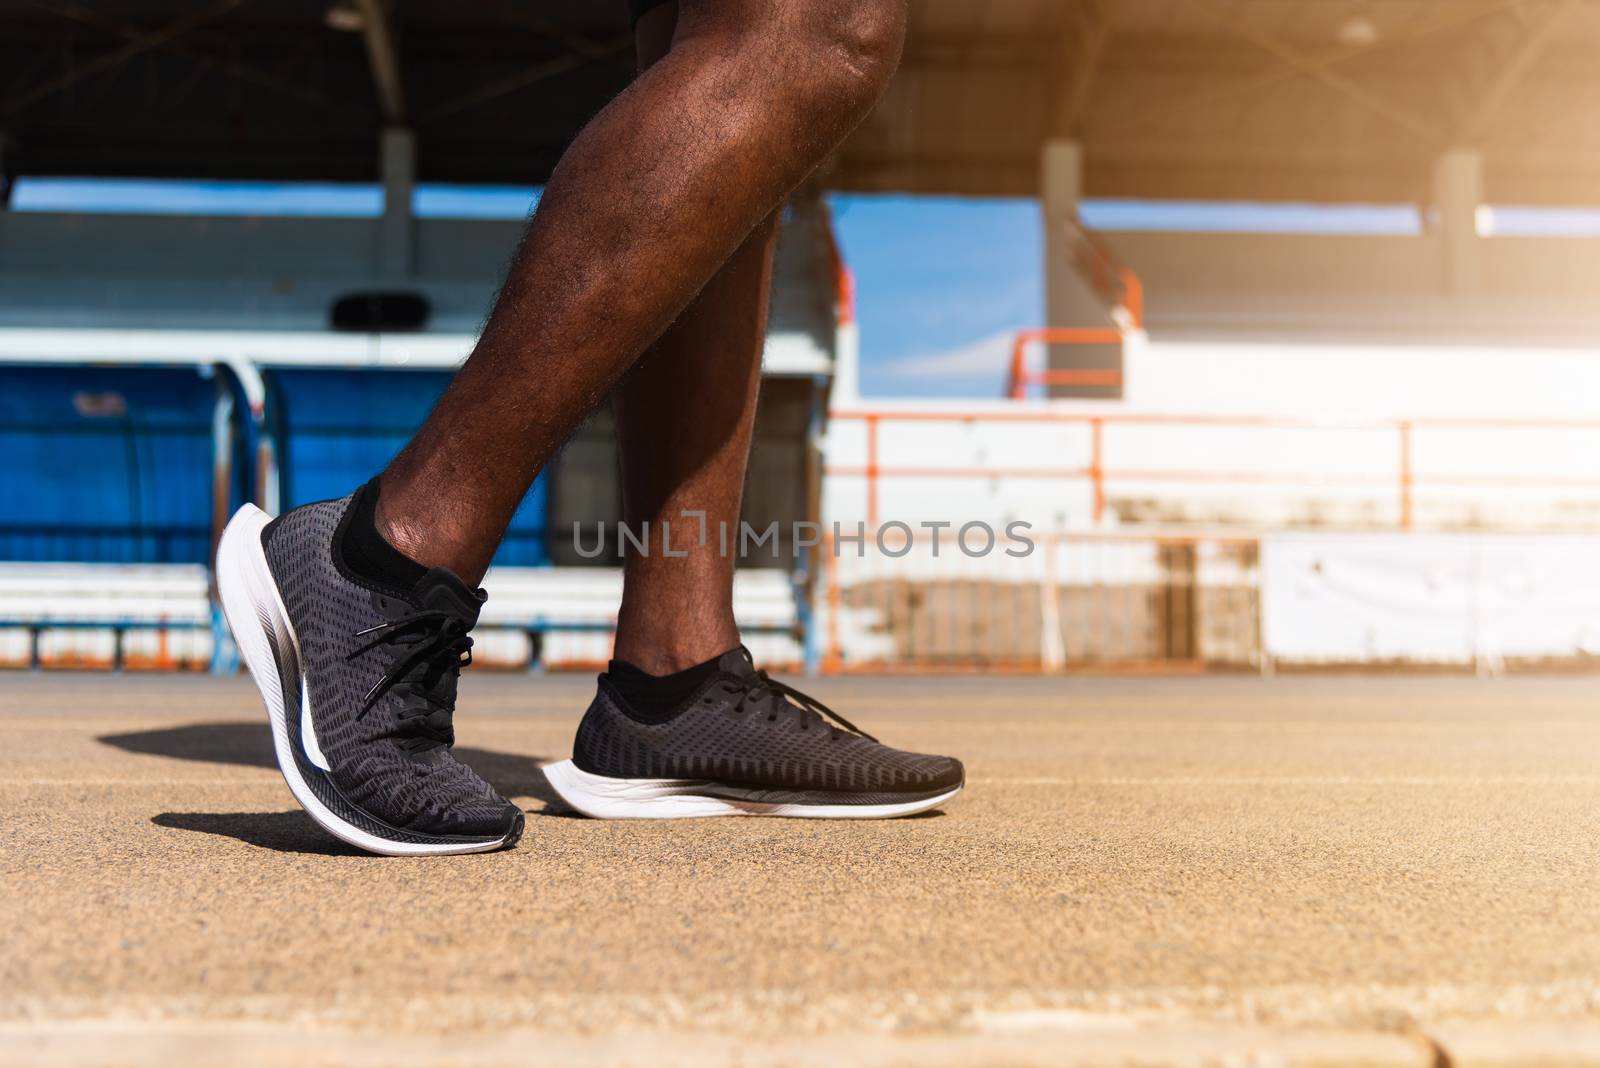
542, 759, 962, 820
216, 504, 512, 857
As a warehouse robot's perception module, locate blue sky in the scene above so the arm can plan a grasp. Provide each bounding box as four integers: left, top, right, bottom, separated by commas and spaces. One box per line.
829, 194, 1043, 398
13, 178, 1600, 399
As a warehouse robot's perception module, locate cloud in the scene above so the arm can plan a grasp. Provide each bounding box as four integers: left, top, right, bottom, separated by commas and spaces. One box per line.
881, 330, 1021, 380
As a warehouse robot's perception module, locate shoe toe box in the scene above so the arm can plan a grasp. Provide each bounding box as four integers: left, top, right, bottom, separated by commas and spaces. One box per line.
410, 797, 524, 840
919, 755, 965, 791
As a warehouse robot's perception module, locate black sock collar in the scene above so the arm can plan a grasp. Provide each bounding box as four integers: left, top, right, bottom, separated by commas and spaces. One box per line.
605, 647, 738, 724
337, 476, 429, 592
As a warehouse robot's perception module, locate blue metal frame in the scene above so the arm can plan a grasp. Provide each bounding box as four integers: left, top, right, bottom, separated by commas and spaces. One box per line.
3, 356, 813, 673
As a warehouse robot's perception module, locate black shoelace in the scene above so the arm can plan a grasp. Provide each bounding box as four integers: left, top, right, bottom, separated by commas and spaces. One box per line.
733, 668, 878, 743
347, 609, 474, 750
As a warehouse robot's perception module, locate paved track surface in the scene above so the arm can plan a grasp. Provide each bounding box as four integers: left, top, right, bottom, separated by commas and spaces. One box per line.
4, 672, 1600, 1066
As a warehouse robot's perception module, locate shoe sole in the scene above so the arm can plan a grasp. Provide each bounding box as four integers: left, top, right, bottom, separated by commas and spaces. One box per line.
216, 504, 523, 857
541, 759, 962, 819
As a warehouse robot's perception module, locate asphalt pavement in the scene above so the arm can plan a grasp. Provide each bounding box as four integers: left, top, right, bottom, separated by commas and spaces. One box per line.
5, 671, 1600, 1066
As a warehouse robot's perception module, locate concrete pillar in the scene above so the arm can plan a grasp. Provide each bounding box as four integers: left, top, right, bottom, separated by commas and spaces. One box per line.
1041, 140, 1083, 223
1041, 141, 1083, 332
378, 127, 415, 278
1040, 138, 1119, 399
1432, 148, 1484, 295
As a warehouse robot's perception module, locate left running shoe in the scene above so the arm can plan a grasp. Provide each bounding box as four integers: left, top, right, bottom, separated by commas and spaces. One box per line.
216, 494, 524, 856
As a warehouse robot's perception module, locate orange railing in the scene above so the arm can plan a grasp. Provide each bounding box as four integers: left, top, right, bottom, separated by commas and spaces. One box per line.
1058, 208, 1144, 328
1005, 268, 1143, 400
1007, 213, 1145, 400
1006, 328, 1125, 400
826, 409, 1600, 531
1065, 211, 1144, 329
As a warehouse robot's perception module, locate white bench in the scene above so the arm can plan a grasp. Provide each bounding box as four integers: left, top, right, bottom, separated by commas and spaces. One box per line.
0, 563, 805, 671
0, 563, 213, 669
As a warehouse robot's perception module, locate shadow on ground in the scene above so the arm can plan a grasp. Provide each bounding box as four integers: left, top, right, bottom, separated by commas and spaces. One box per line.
151, 811, 372, 857
99, 721, 562, 804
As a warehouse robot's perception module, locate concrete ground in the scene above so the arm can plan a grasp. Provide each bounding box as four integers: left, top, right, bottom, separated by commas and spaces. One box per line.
4, 672, 1600, 1067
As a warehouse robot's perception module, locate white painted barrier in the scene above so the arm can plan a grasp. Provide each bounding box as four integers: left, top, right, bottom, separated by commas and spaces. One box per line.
1261, 533, 1600, 671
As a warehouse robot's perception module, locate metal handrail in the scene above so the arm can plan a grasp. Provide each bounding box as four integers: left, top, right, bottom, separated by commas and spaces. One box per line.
828, 408, 1600, 530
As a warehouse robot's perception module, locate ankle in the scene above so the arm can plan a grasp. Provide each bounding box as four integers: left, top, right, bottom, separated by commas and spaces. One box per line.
612, 634, 739, 676
373, 480, 489, 586
372, 486, 428, 564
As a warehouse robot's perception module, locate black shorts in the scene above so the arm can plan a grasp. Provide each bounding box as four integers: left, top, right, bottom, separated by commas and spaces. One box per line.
627, 0, 673, 23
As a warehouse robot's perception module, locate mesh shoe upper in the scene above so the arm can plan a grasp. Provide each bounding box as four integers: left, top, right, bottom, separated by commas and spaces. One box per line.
572, 649, 964, 794
262, 494, 518, 837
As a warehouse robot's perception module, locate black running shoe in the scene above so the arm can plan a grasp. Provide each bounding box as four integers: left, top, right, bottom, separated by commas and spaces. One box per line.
544, 648, 963, 819
216, 495, 524, 856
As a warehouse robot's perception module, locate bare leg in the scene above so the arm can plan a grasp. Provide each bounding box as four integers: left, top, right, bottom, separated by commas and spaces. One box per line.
610, 2, 776, 674
376, 0, 905, 585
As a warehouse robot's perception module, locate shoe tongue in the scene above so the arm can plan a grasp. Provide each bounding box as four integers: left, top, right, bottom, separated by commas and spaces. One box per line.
411, 567, 486, 627
716, 646, 757, 678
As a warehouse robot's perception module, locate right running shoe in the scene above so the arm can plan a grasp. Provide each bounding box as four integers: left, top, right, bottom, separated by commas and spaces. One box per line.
216, 492, 524, 856
544, 647, 964, 819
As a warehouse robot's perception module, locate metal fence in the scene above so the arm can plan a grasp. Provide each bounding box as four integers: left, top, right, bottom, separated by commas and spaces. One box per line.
827, 408, 1600, 533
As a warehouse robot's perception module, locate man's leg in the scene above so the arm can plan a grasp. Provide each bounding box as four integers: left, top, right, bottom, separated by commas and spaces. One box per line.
611, 1, 776, 677
542, 5, 965, 824
218, 0, 914, 854
376, 0, 907, 586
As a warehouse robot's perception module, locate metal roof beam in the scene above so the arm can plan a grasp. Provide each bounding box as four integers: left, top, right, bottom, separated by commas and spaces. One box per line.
419, 38, 631, 125
353, 0, 406, 123
1139, 1, 1520, 124
1194, 0, 1449, 144
485, 2, 624, 62
30, 0, 331, 112
1453, 0, 1577, 143
4, 0, 242, 117
1053, 0, 1110, 138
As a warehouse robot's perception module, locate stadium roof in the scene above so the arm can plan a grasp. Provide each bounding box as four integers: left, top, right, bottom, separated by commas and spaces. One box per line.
4, 0, 1600, 204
